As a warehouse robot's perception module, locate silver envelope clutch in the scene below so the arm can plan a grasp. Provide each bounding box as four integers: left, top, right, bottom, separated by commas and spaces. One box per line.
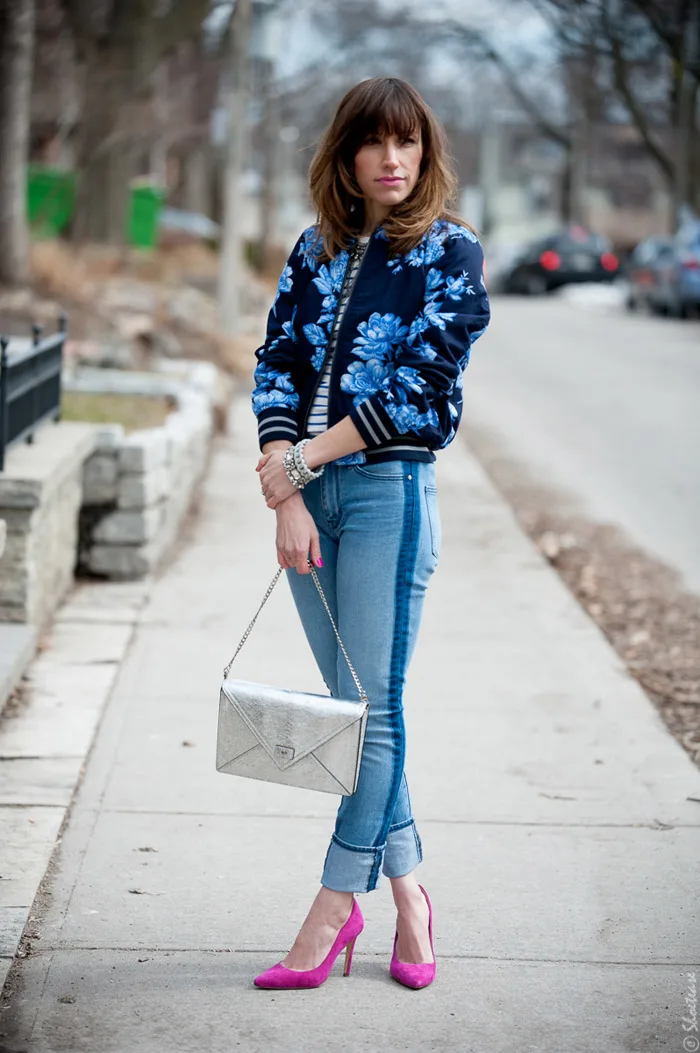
216, 679, 368, 795
216, 565, 369, 796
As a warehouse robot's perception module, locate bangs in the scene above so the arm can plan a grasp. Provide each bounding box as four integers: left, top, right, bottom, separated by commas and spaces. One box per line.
340, 80, 425, 155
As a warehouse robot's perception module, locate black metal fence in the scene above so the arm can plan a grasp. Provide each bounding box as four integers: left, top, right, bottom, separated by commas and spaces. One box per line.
0, 318, 66, 471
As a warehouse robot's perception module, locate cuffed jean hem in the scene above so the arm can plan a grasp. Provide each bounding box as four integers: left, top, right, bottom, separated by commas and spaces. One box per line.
382, 819, 423, 878
321, 835, 384, 893
321, 822, 423, 893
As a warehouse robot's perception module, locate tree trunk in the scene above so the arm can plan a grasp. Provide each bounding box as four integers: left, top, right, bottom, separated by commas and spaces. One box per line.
219, 0, 252, 336
674, 1, 700, 224
567, 109, 589, 226
0, 0, 35, 286
72, 42, 129, 244
183, 145, 211, 215
258, 61, 279, 272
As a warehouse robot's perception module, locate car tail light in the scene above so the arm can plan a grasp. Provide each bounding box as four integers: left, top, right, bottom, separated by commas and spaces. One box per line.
601, 252, 619, 271
681, 257, 700, 270
539, 250, 561, 271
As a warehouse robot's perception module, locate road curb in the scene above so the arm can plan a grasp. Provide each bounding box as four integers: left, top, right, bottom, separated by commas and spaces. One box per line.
0, 580, 152, 993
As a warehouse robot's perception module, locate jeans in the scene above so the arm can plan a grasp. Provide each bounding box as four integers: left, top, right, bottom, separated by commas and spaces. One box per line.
286, 460, 441, 893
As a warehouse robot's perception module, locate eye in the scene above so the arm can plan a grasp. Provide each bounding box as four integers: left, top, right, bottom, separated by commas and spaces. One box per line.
363, 134, 381, 146
400, 135, 418, 146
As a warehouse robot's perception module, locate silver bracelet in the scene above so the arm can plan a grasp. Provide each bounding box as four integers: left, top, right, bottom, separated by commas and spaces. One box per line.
283, 440, 324, 490
294, 439, 324, 485
283, 447, 305, 489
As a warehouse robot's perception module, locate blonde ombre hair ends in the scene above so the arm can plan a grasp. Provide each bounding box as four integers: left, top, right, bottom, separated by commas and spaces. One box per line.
308, 77, 469, 259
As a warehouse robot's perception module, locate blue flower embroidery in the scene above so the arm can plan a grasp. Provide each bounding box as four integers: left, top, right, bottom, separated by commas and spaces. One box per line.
353, 313, 409, 360
445, 272, 474, 300
334, 451, 366, 466
384, 220, 475, 274
423, 299, 456, 330
252, 369, 299, 414
385, 402, 439, 434
303, 323, 329, 371
314, 254, 347, 327
300, 226, 323, 272
425, 268, 443, 296
340, 358, 391, 405
312, 258, 344, 297
281, 306, 297, 343
393, 366, 426, 400
278, 265, 293, 294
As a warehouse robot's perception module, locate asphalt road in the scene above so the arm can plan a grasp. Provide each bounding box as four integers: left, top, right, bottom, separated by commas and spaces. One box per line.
462, 293, 700, 595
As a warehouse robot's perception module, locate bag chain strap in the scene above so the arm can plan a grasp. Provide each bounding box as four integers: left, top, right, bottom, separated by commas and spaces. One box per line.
223, 564, 368, 705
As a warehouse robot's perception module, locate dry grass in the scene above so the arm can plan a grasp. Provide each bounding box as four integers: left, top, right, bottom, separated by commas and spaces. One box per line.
29, 239, 221, 301
30, 241, 101, 302
61, 391, 173, 432
210, 331, 259, 379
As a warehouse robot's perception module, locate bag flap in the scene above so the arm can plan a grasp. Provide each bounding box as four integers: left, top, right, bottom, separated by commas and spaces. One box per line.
221, 678, 366, 771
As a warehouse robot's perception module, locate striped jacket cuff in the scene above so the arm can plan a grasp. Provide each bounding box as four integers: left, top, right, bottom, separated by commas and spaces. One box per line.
349, 395, 398, 450
257, 408, 299, 450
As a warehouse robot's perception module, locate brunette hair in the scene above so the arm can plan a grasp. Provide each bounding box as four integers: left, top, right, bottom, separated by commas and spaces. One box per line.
308, 77, 468, 258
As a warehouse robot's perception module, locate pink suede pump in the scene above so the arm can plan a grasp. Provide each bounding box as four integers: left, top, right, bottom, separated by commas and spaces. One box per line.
254, 898, 364, 990
389, 884, 436, 989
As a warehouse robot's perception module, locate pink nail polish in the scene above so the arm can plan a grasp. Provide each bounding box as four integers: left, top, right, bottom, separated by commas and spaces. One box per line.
317, 558, 324, 567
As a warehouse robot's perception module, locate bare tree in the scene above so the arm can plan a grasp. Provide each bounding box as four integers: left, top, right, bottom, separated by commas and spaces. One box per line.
522, 0, 700, 219
0, 0, 35, 285
219, 0, 252, 335
61, 0, 210, 244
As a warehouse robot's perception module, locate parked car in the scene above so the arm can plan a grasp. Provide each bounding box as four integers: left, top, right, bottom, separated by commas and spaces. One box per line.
500, 226, 620, 295
668, 221, 700, 317
625, 236, 676, 314
626, 222, 700, 318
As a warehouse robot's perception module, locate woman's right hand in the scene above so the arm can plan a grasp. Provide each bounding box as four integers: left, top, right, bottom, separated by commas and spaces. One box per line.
275, 492, 322, 574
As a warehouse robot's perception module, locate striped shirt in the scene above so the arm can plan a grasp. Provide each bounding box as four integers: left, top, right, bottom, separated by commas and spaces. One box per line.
306, 236, 370, 437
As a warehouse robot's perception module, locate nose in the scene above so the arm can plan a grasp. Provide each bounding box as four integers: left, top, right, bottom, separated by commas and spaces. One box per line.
382, 139, 399, 168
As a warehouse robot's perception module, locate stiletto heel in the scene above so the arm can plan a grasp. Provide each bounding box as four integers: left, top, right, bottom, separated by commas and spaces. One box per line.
254, 898, 364, 990
390, 884, 436, 989
343, 935, 357, 976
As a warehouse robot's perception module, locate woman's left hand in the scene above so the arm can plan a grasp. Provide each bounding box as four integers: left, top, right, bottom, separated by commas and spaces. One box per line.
257, 451, 297, 509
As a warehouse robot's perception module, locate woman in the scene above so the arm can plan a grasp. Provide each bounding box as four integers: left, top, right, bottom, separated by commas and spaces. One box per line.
252, 77, 490, 990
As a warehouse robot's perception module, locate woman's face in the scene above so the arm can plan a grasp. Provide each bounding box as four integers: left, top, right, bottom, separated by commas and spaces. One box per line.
353, 128, 423, 213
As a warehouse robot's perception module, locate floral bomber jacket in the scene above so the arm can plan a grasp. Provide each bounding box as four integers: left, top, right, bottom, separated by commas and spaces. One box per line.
252, 219, 491, 465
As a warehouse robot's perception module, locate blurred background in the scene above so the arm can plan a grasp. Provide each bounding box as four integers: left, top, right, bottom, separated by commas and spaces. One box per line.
1, 0, 699, 307
0, 0, 698, 755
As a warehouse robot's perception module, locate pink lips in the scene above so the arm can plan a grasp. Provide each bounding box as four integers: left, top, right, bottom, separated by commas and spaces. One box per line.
378, 177, 403, 185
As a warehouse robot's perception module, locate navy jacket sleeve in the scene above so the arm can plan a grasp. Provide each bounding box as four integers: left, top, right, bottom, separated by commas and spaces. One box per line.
348, 231, 490, 451
252, 232, 306, 449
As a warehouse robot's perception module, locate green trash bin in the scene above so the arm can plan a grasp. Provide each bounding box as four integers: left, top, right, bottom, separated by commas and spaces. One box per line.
128, 182, 166, 248
27, 166, 77, 238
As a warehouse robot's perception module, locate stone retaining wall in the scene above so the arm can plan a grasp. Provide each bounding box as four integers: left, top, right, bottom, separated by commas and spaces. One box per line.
0, 423, 98, 628
77, 361, 219, 579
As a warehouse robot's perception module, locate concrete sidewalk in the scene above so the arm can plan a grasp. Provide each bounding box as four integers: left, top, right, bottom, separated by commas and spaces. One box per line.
1, 392, 699, 1053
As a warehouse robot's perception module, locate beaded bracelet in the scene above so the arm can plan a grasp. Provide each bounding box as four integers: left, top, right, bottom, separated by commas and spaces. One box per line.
294, 439, 324, 485
283, 439, 324, 490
